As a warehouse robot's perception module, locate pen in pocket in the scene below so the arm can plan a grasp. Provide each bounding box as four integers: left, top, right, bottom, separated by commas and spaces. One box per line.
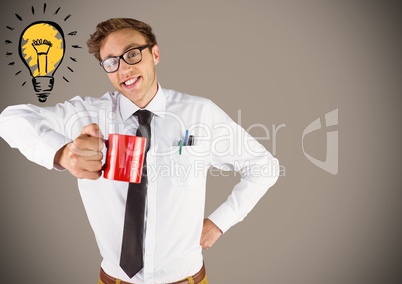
179, 131, 194, 155
188, 135, 194, 146
184, 130, 189, 146
178, 140, 183, 155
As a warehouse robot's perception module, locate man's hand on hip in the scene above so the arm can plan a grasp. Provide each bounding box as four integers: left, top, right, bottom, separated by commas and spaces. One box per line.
54, 123, 104, 180
200, 218, 223, 249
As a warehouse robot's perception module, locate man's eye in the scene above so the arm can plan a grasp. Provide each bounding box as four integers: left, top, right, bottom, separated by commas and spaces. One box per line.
126, 50, 140, 59
105, 59, 117, 67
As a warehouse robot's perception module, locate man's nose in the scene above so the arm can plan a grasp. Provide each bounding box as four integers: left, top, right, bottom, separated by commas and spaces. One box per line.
119, 58, 132, 73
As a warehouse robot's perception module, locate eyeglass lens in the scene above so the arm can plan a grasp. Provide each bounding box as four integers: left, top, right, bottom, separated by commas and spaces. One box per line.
102, 48, 143, 73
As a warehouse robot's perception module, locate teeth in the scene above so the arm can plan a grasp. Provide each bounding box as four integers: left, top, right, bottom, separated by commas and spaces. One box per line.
124, 77, 138, 86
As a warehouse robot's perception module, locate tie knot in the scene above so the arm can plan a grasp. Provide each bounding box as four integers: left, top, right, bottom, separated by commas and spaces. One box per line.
135, 110, 154, 125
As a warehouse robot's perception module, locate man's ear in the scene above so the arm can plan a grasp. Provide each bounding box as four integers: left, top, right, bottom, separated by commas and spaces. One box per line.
152, 45, 160, 65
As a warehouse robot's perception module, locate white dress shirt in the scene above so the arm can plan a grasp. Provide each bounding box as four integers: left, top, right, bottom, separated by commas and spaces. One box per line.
0, 85, 279, 283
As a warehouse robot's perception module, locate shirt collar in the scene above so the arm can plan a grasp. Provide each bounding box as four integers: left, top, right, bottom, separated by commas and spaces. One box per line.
119, 83, 167, 122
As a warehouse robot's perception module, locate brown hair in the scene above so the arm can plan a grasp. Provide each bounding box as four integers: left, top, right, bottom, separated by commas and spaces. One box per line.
87, 18, 157, 61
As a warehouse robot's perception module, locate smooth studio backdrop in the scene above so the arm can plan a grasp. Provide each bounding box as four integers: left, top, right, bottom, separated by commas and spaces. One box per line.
0, 1, 401, 283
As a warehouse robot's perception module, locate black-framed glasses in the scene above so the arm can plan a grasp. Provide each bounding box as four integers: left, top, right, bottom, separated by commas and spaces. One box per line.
100, 44, 152, 73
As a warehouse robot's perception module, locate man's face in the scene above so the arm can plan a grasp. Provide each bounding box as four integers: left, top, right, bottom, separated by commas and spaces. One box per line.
99, 29, 160, 108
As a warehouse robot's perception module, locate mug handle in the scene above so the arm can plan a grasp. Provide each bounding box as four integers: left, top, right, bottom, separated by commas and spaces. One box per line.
101, 138, 109, 171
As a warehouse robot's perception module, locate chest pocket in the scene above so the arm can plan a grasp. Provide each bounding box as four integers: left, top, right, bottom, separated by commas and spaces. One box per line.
167, 144, 210, 188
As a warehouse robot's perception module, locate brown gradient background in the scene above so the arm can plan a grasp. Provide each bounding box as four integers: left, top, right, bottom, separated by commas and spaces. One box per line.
0, 1, 401, 283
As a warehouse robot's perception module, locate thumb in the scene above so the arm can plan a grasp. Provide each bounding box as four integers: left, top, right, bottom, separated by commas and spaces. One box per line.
81, 123, 104, 138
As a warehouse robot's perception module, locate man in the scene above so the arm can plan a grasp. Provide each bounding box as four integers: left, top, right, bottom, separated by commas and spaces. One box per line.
0, 18, 279, 283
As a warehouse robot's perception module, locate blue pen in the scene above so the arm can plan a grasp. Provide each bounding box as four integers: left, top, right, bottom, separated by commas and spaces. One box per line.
184, 129, 189, 146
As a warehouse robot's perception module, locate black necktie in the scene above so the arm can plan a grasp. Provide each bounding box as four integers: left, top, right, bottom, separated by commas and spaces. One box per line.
120, 109, 153, 278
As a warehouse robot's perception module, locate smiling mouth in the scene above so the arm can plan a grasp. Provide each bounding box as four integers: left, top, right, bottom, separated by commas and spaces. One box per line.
123, 77, 139, 86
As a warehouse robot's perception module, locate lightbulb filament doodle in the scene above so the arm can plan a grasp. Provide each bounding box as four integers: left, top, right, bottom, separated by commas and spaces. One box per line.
32, 38, 53, 74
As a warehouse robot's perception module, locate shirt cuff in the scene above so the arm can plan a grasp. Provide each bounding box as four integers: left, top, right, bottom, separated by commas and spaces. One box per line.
32, 130, 70, 170
208, 203, 241, 234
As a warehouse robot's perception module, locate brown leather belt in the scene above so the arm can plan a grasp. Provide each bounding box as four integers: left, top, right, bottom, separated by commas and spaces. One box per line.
100, 263, 206, 284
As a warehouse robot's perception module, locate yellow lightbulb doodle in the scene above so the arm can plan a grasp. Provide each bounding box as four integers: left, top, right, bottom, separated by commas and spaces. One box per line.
19, 21, 65, 102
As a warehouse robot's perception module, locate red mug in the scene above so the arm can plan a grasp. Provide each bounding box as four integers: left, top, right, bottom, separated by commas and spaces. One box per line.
103, 134, 147, 183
